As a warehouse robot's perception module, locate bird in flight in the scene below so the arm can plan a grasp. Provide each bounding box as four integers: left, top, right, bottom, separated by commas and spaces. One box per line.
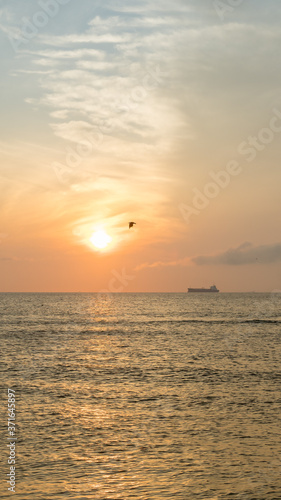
129, 222, 136, 229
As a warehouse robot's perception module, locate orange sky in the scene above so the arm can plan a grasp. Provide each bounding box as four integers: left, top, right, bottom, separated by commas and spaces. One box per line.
0, 1, 281, 292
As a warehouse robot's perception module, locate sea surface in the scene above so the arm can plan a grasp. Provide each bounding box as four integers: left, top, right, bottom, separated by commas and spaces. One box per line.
0, 292, 281, 500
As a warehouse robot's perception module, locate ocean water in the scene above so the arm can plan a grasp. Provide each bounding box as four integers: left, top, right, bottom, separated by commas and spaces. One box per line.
0, 292, 281, 500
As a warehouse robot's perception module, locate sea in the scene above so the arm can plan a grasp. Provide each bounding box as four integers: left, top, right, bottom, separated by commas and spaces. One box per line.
0, 292, 281, 500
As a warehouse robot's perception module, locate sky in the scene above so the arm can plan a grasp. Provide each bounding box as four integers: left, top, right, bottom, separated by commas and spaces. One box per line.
0, 0, 281, 292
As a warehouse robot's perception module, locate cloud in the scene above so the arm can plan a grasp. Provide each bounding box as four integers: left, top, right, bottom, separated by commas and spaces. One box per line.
0, 256, 34, 262
193, 242, 281, 266
3, 1, 281, 258
135, 257, 191, 271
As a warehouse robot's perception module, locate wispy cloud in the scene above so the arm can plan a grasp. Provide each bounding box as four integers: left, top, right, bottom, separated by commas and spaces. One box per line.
193, 242, 281, 266
0, 256, 35, 262
135, 257, 191, 271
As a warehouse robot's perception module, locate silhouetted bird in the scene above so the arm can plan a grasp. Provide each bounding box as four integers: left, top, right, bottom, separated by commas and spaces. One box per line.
129, 222, 136, 229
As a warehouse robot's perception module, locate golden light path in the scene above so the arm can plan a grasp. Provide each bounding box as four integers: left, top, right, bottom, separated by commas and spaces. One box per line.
90, 230, 112, 250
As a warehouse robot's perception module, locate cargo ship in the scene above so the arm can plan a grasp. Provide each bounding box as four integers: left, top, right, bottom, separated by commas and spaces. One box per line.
187, 285, 219, 293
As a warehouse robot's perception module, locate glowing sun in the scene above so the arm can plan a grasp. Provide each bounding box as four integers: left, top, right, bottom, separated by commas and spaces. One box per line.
90, 230, 112, 249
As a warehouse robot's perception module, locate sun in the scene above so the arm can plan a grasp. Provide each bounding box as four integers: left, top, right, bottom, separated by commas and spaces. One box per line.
90, 230, 112, 250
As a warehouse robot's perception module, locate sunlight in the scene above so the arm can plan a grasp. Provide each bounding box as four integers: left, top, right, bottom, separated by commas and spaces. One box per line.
90, 230, 112, 250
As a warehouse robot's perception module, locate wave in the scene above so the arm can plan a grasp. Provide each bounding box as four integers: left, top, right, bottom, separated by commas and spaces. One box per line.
127, 318, 281, 325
